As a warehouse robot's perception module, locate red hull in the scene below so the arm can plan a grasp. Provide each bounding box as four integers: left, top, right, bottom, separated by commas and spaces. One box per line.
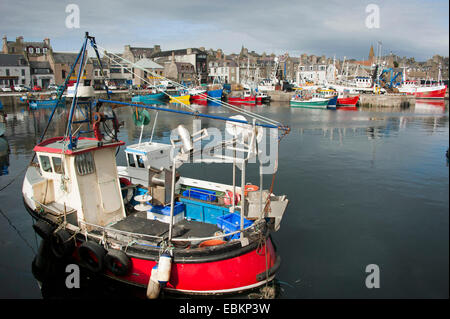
414, 86, 447, 99
190, 94, 208, 105
104, 238, 278, 294
228, 96, 257, 106
337, 95, 359, 110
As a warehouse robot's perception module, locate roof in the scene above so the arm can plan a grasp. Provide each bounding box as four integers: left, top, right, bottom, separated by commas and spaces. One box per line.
134, 58, 163, 69
29, 61, 51, 69
151, 48, 206, 58
52, 52, 91, 64
0, 54, 28, 66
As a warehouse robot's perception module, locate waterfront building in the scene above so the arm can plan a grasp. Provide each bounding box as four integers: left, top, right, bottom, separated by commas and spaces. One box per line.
133, 58, 164, 86
29, 61, 54, 88
208, 60, 239, 84
151, 48, 208, 84
48, 52, 93, 86
0, 53, 31, 88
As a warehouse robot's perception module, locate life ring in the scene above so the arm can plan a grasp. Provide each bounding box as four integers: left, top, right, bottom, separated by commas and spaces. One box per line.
51, 228, 75, 258
198, 239, 226, 248
78, 241, 107, 273
105, 249, 131, 276
223, 190, 240, 206
244, 184, 259, 196
119, 177, 133, 204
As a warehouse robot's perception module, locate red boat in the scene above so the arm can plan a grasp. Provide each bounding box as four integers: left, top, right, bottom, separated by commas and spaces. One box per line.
337, 95, 359, 110
414, 85, 447, 99
24, 33, 290, 298
190, 93, 208, 105
228, 95, 257, 106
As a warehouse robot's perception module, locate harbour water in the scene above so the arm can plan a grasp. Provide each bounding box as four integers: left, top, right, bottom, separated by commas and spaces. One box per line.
0, 100, 448, 298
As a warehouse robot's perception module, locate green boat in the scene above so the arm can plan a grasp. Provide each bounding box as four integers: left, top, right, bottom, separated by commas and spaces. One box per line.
290, 97, 330, 109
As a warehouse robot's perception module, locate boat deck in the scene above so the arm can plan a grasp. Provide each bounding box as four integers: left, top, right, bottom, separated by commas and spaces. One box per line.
110, 211, 221, 240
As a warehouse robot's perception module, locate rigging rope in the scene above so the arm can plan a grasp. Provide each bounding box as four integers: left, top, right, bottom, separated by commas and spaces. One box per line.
95, 45, 282, 128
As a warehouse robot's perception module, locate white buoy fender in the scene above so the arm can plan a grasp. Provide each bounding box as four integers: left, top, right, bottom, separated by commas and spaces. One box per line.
157, 252, 172, 284
146, 265, 161, 299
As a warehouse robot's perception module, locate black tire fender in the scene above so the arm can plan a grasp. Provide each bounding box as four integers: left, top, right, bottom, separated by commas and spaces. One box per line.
33, 219, 55, 240
105, 249, 132, 276
78, 241, 107, 273
51, 229, 75, 259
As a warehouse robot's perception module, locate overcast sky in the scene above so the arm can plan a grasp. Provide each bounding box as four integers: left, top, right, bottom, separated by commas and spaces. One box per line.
1, 0, 448, 61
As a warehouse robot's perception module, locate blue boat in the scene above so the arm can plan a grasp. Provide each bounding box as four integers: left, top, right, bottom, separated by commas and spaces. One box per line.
29, 97, 66, 110
207, 89, 223, 106
131, 92, 166, 103
326, 95, 338, 110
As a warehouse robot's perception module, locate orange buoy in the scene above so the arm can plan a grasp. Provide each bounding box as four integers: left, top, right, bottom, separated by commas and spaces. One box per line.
198, 239, 226, 248
244, 184, 259, 196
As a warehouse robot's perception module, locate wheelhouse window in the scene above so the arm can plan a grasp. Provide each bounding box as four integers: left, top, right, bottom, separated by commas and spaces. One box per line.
52, 157, 64, 174
75, 152, 95, 175
127, 153, 136, 167
136, 155, 145, 168
39, 155, 52, 173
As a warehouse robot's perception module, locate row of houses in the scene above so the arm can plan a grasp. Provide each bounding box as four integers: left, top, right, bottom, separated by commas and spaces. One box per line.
2, 36, 446, 90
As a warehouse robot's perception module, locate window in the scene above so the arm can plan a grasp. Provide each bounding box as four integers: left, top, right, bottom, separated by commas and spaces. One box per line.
52, 157, 64, 174
62, 70, 66, 79
43, 48, 48, 53
127, 153, 136, 167
28, 47, 34, 53
75, 152, 95, 175
39, 155, 52, 173
136, 155, 145, 168
21, 69, 25, 76
6, 69, 10, 76
36, 48, 41, 54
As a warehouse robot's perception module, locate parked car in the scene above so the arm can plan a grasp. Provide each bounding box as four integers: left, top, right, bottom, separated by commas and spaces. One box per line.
14, 84, 28, 92
47, 84, 59, 91
32, 86, 42, 92
108, 85, 118, 90
1, 87, 12, 92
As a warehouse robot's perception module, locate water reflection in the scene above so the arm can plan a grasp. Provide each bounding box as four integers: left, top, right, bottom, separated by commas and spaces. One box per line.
0, 137, 10, 176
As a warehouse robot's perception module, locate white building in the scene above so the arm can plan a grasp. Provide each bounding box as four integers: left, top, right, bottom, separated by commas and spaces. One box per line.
296, 64, 339, 85
0, 53, 31, 88
208, 60, 239, 84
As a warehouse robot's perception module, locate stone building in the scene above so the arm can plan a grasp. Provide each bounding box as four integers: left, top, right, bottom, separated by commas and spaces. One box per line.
151, 48, 208, 84
48, 52, 93, 85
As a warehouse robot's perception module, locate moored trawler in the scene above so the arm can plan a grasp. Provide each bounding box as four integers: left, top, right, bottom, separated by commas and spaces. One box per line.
23, 33, 290, 298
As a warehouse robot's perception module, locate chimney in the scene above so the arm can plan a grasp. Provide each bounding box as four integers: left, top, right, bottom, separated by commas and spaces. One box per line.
16, 36, 23, 44
154, 45, 161, 52
171, 51, 175, 63
43, 38, 50, 47
2, 36, 7, 53
187, 48, 192, 55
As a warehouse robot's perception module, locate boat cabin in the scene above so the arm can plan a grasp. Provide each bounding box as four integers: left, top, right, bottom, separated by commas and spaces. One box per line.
23, 137, 126, 227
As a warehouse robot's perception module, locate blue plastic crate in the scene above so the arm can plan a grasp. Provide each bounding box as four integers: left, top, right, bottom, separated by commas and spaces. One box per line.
182, 187, 217, 202
216, 213, 254, 240
179, 197, 229, 224
150, 202, 185, 216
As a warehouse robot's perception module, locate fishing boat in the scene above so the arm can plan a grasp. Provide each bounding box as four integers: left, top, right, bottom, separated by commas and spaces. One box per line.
227, 96, 257, 106
337, 95, 359, 110
28, 97, 66, 110
189, 88, 208, 105
290, 97, 330, 109
132, 92, 167, 103
23, 33, 290, 298
207, 88, 223, 106
290, 91, 330, 109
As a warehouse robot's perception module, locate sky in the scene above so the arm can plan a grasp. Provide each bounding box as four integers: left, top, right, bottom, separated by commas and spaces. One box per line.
0, 0, 448, 61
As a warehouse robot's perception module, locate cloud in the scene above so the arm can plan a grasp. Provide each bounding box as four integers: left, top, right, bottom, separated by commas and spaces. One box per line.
0, 0, 448, 60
